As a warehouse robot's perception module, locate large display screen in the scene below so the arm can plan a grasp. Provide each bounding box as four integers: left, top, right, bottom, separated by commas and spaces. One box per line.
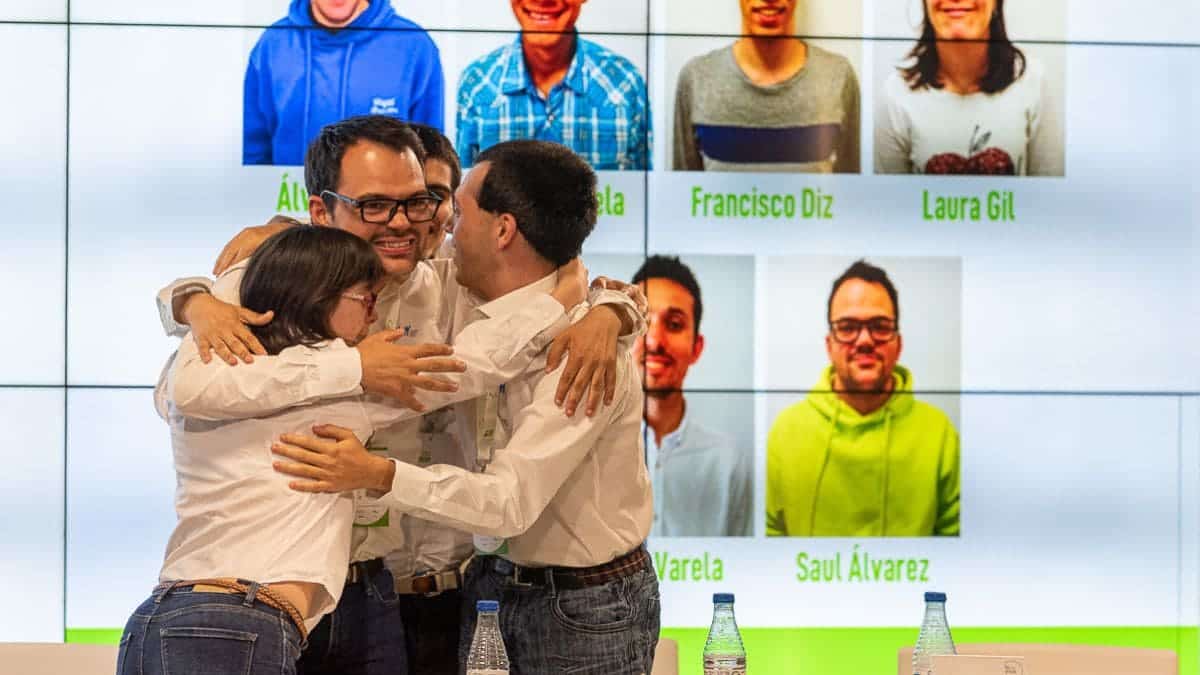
2, 1, 1199, 672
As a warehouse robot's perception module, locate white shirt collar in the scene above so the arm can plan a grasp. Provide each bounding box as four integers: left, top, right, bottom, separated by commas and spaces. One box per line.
474, 271, 558, 320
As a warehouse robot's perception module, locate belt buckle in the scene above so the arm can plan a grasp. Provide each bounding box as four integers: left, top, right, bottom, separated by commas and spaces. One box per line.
509, 563, 535, 589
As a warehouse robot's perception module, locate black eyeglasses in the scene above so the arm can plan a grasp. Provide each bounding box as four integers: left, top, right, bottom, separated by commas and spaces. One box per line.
322, 190, 443, 224
829, 317, 898, 344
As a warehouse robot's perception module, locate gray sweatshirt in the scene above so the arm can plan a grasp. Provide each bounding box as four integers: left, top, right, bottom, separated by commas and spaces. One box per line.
673, 43, 861, 173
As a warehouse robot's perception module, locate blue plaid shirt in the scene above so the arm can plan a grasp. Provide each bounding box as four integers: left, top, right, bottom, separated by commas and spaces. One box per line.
456, 33, 651, 170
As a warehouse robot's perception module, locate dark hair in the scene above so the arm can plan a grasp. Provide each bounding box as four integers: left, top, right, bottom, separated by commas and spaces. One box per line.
900, 0, 1026, 93
240, 226, 384, 355
632, 255, 703, 334
827, 260, 900, 326
475, 140, 597, 267
409, 123, 462, 192
305, 115, 426, 212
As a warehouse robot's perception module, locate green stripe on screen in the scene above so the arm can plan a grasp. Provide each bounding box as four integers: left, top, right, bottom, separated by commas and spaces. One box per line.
69, 626, 1197, 674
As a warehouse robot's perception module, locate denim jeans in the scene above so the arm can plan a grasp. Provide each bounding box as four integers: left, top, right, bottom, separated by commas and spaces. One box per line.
458, 557, 662, 675
397, 589, 462, 674
117, 582, 304, 675
298, 560, 407, 675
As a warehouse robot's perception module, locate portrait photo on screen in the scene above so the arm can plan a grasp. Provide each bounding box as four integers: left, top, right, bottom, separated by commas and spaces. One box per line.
762, 256, 961, 538
242, 0, 446, 165
451, 0, 652, 171
873, 0, 1067, 176
657, 0, 863, 173
587, 253, 755, 538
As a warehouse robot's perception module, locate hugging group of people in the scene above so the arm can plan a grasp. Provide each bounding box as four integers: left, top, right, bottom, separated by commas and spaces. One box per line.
117, 116, 660, 675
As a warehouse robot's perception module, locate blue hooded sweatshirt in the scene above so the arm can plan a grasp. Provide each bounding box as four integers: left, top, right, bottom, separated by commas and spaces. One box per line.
243, 0, 444, 165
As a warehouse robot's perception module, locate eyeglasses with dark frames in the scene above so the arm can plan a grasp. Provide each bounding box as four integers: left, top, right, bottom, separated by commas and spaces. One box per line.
829, 317, 898, 344
322, 189, 443, 224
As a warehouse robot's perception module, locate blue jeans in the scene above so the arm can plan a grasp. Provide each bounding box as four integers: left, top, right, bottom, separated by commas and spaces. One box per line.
397, 589, 462, 674
458, 557, 661, 675
298, 560, 407, 675
117, 582, 303, 675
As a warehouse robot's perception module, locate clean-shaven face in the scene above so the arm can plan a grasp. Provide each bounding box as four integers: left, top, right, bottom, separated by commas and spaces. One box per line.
421, 158, 454, 259
511, 0, 588, 48
926, 0, 996, 41
739, 0, 799, 36
449, 163, 497, 295
327, 280, 379, 346
310, 0, 367, 27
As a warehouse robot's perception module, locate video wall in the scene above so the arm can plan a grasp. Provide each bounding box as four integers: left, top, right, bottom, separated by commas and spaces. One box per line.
2, 0, 1199, 671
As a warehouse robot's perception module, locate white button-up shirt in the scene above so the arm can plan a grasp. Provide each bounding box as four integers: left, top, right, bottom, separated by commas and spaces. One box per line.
157, 257, 642, 573
645, 407, 753, 537
157, 338, 424, 630
381, 273, 653, 568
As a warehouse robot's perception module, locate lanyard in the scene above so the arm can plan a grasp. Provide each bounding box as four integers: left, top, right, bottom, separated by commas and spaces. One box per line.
474, 386, 503, 471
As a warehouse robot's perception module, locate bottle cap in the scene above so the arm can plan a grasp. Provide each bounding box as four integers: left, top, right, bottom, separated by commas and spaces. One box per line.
924, 591, 947, 603
477, 600, 500, 612
713, 593, 735, 604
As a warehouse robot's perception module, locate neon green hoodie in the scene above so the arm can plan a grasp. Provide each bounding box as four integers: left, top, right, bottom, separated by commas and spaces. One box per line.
766, 364, 960, 537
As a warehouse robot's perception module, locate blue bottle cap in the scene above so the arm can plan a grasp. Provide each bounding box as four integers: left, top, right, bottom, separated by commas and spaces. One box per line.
713, 593, 735, 604
924, 592, 947, 603
477, 600, 500, 612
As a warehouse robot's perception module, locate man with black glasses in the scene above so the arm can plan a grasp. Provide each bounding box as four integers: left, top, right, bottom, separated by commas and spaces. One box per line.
271, 140, 660, 674
766, 260, 960, 537
155, 116, 643, 674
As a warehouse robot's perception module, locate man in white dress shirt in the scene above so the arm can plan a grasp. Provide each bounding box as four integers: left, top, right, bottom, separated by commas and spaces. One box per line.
156, 118, 643, 675
272, 140, 660, 674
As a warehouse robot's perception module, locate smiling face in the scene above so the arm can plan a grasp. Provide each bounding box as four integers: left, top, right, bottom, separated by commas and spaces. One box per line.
449, 162, 500, 296
739, 0, 799, 36
825, 278, 902, 394
510, 0, 587, 48
311, 140, 428, 280
635, 277, 705, 394
310, 0, 368, 28
326, 280, 379, 346
421, 158, 454, 259
925, 0, 996, 41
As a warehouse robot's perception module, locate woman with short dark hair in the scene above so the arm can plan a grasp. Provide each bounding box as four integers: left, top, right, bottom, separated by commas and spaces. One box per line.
876, 0, 1051, 176
113, 224, 572, 675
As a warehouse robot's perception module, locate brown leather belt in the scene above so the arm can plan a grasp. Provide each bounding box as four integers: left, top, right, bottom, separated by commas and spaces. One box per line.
157, 578, 308, 641
488, 545, 650, 591
394, 568, 463, 596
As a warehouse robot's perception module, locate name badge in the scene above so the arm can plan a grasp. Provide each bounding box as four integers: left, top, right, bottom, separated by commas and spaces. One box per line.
354, 436, 390, 528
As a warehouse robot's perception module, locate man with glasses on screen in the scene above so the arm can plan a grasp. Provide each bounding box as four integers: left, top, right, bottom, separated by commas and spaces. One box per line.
766, 260, 960, 537
156, 117, 644, 674
243, 0, 444, 165
270, 140, 660, 674
455, 0, 651, 170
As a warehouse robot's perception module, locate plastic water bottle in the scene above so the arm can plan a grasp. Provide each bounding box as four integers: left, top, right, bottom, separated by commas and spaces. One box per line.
703, 593, 746, 674
912, 591, 956, 675
466, 600, 509, 675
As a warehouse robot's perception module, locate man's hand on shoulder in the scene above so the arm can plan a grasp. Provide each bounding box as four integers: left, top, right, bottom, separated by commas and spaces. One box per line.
355, 330, 467, 411
213, 215, 301, 276
545, 304, 623, 418
272, 424, 396, 494
180, 293, 274, 365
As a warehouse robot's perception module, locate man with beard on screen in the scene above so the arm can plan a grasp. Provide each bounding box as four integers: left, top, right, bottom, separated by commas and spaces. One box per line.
767, 260, 960, 537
